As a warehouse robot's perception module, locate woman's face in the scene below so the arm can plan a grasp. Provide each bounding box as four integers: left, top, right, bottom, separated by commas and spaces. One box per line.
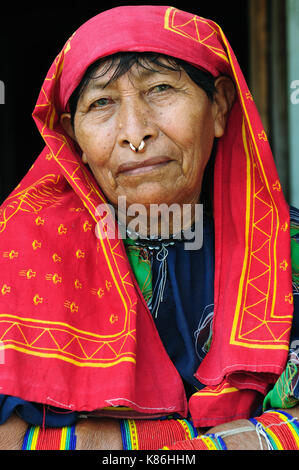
62, 59, 232, 210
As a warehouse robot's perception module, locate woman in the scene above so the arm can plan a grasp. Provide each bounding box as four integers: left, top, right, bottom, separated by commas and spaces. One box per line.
0, 5, 299, 450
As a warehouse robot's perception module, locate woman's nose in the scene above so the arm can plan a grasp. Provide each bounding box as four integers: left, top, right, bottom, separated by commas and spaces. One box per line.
117, 98, 158, 151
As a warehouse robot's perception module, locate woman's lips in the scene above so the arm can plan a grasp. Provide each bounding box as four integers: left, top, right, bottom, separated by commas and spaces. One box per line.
117, 156, 173, 176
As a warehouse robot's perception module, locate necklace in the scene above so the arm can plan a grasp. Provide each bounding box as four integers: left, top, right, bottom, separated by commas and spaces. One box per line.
120, 220, 194, 318
118, 220, 194, 251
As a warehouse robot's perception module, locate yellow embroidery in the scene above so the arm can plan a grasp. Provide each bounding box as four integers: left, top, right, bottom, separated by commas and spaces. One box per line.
76, 249, 85, 259
273, 181, 282, 192
105, 280, 112, 291
45, 273, 62, 284
63, 32, 76, 54
32, 240, 42, 250
91, 287, 105, 298
246, 91, 253, 101
74, 279, 82, 289
0, 314, 137, 368
0, 175, 63, 233
64, 301, 79, 313
3, 250, 18, 259
164, 7, 229, 63
70, 208, 85, 212
33, 294, 43, 305
109, 314, 119, 324
52, 253, 62, 263
35, 217, 45, 226
281, 222, 289, 232
83, 220, 92, 232
193, 381, 239, 397
58, 224, 67, 234
280, 260, 288, 271
285, 293, 294, 305
1, 284, 11, 295
230, 119, 292, 350
19, 269, 36, 279
258, 130, 268, 141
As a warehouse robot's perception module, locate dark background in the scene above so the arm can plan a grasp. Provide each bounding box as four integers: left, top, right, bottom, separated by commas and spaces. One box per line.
0, 1, 249, 203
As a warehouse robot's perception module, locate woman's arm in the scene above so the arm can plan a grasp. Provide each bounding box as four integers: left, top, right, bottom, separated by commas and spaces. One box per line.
0, 414, 203, 450
0, 413, 262, 450
3, 404, 299, 450
204, 404, 299, 450
0, 414, 123, 450
0, 414, 125, 450
166, 404, 299, 450
0, 414, 28, 450
75, 417, 123, 450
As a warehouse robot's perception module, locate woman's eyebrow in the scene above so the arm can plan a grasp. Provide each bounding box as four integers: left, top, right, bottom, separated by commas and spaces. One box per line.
133, 67, 175, 82
87, 78, 113, 91
86, 67, 174, 92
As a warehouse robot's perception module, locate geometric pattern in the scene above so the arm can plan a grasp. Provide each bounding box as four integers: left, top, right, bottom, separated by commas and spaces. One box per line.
230, 121, 293, 349
164, 7, 229, 63
164, 7, 293, 349
0, 174, 64, 233
0, 314, 136, 367
164, 7, 293, 352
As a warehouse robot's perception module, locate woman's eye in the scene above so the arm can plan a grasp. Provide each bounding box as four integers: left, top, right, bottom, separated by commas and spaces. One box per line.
91, 97, 113, 108
151, 84, 172, 93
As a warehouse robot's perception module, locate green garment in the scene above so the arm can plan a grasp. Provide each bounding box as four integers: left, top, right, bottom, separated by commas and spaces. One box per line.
263, 362, 299, 410
124, 238, 152, 304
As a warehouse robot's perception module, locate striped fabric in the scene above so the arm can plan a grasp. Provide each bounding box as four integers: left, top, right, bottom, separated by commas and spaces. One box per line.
22, 425, 76, 450
250, 410, 299, 450
120, 418, 199, 450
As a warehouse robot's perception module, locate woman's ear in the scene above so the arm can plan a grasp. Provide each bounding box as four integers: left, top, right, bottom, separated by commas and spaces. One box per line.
60, 113, 88, 164
213, 76, 236, 138
60, 113, 76, 141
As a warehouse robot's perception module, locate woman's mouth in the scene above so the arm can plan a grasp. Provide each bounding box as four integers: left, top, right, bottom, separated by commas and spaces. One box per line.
117, 156, 173, 176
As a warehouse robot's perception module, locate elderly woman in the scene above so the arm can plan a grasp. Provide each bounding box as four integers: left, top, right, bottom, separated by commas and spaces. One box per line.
0, 6, 299, 451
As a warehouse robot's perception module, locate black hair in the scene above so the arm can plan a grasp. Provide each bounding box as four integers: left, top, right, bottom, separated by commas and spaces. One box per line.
68, 51, 216, 126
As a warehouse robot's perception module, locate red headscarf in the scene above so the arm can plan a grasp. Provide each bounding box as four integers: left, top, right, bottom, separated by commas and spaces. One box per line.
0, 6, 293, 426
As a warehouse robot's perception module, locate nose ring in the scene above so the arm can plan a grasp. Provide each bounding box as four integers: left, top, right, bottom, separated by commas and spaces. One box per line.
129, 140, 145, 153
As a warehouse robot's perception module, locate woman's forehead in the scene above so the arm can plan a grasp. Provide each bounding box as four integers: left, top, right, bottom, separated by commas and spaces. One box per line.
88, 61, 181, 89
81, 53, 184, 91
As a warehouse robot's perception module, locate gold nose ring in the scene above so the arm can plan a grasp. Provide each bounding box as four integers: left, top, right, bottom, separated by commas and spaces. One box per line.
129, 140, 145, 152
